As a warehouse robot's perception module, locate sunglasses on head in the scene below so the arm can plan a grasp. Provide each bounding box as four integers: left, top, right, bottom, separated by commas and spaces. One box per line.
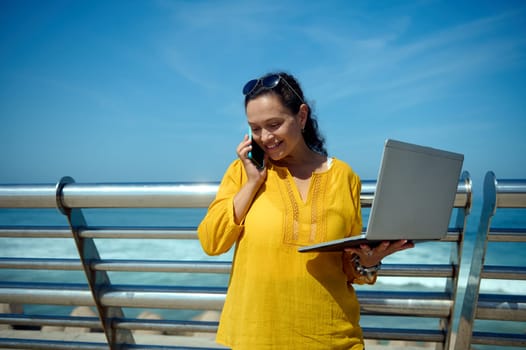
242, 74, 304, 103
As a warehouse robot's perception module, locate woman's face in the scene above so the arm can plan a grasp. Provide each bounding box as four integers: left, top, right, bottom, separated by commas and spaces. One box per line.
246, 93, 307, 162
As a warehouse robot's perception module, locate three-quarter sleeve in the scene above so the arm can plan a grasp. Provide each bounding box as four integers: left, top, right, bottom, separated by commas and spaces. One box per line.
197, 160, 246, 256
349, 172, 363, 237
346, 170, 377, 285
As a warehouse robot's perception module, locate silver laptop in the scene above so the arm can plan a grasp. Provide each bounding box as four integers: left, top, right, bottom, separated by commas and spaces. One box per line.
298, 139, 464, 253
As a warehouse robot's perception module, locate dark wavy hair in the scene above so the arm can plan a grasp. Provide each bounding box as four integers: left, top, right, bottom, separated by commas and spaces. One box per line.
244, 72, 327, 156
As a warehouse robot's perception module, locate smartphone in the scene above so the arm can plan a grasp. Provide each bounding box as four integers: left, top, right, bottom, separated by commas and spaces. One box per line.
247, 129, 265, 169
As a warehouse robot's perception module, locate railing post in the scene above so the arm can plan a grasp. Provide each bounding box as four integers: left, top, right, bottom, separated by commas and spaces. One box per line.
56, 176, 135, 349
443, 171, 472, 350
454, 171, 497, 350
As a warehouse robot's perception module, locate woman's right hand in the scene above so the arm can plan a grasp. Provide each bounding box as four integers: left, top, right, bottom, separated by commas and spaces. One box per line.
232, 135, 268, 224
237, 134, 267, 185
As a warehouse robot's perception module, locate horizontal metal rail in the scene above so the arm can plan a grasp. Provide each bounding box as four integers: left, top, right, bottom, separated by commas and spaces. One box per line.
496, 179, 526, 208
0, 282, 453, 318
0, 282, 94, 306
481, 265, 526, 280
0, 283, 227, 311
0, 226, 198, 239
0, 180, 471, 209
0, 225, 463, 241
488, 228, 526, 242
0, 338, 110, 350
476, 293, 526, 321
0, 183, 220, 208
362, 327, 445, 343
0, 257, 457, 278
0, 314, 101, 329
471, 331, 526, 347
358, 291, 452, 318
0, 226, 72, 238
0, 337, 223, 350
0, 319, 453, 346
0, 314, 220, 334
0, 257, 82, 271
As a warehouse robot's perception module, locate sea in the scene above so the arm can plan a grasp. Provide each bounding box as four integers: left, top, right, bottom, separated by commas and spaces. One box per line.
0, 199, 525, 349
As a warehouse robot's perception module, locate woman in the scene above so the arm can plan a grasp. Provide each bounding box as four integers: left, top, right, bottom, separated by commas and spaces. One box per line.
198, 72, 413, 349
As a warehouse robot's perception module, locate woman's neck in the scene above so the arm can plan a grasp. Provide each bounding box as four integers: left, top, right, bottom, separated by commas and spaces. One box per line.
272, 149, 328, 179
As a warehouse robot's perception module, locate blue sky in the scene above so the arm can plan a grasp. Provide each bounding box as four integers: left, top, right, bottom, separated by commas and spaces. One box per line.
1, 0, 525, 194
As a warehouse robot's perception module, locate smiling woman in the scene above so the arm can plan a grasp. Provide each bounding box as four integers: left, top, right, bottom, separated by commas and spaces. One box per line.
197, 72, 413, 349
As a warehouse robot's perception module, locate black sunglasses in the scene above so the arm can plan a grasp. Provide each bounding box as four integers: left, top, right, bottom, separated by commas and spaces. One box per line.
242, 74, 304, 103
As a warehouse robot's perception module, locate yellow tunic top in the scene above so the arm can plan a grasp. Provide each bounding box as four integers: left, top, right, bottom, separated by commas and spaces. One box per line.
198, 158, 365, 349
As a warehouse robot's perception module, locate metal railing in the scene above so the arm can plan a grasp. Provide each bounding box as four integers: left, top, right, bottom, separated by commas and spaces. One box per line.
455, 172, 526, 349
0, 173, 474, 349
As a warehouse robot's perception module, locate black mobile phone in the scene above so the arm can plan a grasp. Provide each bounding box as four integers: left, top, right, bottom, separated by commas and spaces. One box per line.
247, 129, 265, 169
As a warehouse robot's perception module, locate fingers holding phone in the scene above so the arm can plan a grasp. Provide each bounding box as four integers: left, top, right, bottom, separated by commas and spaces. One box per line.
237, 132, 267, 181
236, 134, 264, 165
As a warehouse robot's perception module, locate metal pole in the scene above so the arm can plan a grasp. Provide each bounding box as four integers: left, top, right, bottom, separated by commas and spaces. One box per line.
56, 176, 135, 349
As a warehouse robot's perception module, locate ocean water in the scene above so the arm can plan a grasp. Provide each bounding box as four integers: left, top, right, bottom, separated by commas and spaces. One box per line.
0, 201, 525, 347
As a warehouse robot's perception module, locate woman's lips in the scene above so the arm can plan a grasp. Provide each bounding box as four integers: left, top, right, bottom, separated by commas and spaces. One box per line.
265, 141, 282, 151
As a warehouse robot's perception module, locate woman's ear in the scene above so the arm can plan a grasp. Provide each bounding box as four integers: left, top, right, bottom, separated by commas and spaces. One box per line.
298, 104, 309, 129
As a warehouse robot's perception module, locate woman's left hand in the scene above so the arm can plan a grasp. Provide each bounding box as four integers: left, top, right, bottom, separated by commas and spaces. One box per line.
343, 240, 414, 268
